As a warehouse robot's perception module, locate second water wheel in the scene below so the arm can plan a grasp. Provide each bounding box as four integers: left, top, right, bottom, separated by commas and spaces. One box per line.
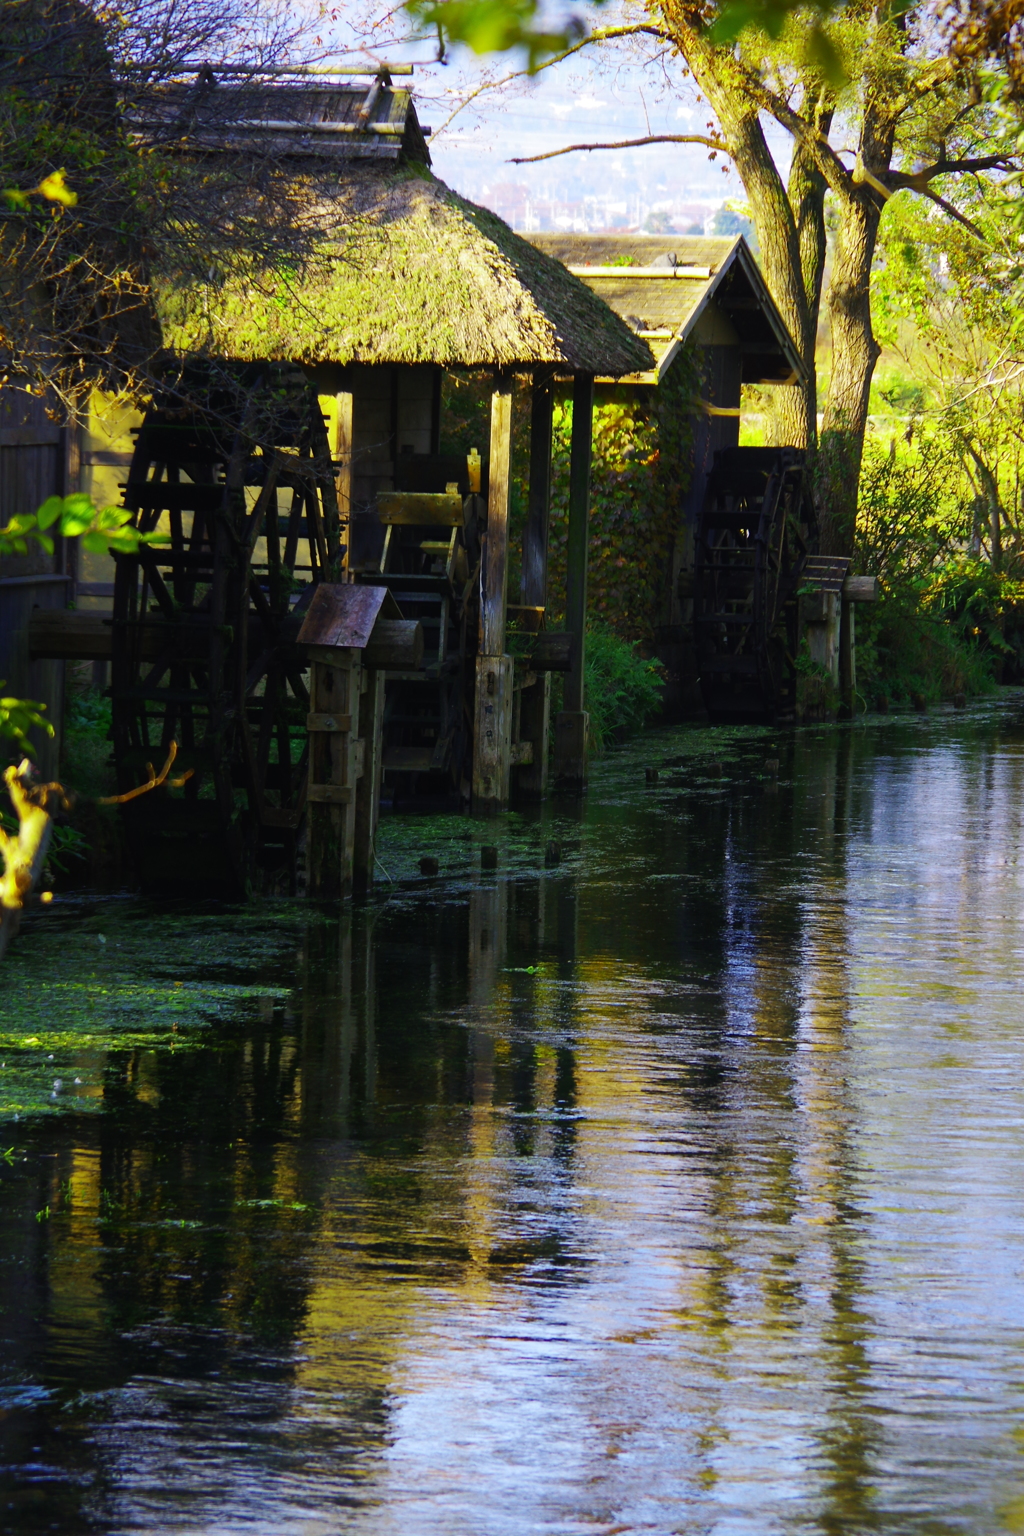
693, 446, 818, 724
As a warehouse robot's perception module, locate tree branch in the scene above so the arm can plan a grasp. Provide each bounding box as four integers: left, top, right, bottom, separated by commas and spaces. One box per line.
731, 65, 853, 197
511, 132, 728, 164
434, 23, 671, 134
886, 155, 1013, 192
914, 185, 987, 239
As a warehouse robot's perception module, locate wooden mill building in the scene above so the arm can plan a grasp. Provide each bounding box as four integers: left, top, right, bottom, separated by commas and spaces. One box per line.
18, 67, 651, 894
529, 233, 806, 714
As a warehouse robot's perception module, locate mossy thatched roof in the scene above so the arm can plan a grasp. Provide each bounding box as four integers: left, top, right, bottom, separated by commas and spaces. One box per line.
154, 164, 654, 376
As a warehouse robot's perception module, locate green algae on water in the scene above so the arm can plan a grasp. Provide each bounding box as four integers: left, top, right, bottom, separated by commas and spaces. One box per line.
0, 899, 303, 1124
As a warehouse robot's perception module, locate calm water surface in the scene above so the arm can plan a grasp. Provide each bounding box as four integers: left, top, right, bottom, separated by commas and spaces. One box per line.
3, 704, 1024, 1535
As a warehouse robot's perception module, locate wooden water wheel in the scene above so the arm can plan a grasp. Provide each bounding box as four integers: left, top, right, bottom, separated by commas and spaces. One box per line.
693, 446, 818, 724
110, 367, 343, 894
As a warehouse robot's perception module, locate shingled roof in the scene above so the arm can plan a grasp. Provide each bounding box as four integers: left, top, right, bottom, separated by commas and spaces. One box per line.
527, 234, 805, 386
139, 73, 653, 376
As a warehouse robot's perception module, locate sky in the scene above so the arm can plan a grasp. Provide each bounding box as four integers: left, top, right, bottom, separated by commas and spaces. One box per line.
321, 2, 792, 223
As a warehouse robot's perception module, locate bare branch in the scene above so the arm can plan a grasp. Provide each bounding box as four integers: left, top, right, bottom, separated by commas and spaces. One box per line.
433, 22, 671, 134
913, 185, 987, 239
886, 155, 1014, 192
511, 132, 728, 165
727, 65, 854, 198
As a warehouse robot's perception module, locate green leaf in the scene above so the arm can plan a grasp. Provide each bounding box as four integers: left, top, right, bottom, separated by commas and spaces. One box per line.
802, 21, 849, 87
59, 507, 95, 537
36, 496, 64, 530
99, 530, 140, 553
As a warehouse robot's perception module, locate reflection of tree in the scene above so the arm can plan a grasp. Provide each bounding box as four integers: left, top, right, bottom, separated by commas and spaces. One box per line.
574, 728, 879, 1517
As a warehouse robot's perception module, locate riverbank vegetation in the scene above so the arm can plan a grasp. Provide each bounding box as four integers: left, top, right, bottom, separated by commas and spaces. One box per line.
419, 0, 1024, 713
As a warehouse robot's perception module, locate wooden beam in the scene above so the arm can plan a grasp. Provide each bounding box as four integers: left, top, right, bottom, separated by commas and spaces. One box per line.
472, 655, 513, 809
521, 373, 553, 618
842, 574, 879, 603
839, 601, 856, 717
307, 655, 360, 898
563, 373, 593, 714
554, 373, 593, 789
334, 390, 353, 577
353, 666, 385, 898
481, 374, 513, 658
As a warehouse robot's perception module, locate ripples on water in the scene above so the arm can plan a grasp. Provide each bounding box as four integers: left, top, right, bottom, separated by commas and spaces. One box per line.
3, 704, 1024, 1535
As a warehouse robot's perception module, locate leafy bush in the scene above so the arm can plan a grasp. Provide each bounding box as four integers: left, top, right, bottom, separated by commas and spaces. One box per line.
582, 624, 666, 749
547, 370, 694, 649
852, 435, 1024, 702
61, 670, 115, 799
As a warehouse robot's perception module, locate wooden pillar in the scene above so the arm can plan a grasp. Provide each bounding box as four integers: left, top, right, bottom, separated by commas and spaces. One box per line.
353, 664, 384, 897
334, 390, 354, 578
839, 599, 856, 718
554, 372, 593, 788
521, 373, 553, 614
307, 648, 362, 898
473, 373, 514, 812
481, 374, 512, 656
516, 371, 554, 800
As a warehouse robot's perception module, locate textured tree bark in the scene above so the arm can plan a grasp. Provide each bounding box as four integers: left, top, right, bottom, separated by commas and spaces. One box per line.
654, 4, 922, 554
818, 190, 883, 554
656, 13, 820, 448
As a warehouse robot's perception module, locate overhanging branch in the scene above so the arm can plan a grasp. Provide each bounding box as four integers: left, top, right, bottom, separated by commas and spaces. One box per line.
435, 22, 671, 134
511, 132, 728, 164
886, 155, 1014, 192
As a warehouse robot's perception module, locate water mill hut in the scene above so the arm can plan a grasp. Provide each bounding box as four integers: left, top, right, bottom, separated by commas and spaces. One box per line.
26, 67, 651, 895
528, 233, 807, 716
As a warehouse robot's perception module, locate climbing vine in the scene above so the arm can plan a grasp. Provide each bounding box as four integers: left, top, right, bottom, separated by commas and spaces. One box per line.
546, 360, 696, 651
440, 362, 696, 652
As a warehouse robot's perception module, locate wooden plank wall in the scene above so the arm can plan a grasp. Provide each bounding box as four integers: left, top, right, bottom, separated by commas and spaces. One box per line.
0, 385, 77, 775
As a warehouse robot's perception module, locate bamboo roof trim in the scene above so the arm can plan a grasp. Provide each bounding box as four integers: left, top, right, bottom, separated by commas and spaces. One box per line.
154, 165, 655, 374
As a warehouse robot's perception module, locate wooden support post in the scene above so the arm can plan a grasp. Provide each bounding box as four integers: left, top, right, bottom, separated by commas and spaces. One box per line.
805, 591, 841, 685
839, 600, 856, 717
513, 372, 554, 801
516, 671, 550, 799
334, 390, 353, 577
481, 374, 512, 657
473, 654, 514, 808
353, 665, 384, 898
473, 373, 514, 812
307, 650, 362, 898
521, 373, 553, 616
555, 372, 594, 788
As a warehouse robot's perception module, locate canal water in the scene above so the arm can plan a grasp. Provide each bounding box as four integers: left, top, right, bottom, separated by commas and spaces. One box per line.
3, 700, 1024, 1535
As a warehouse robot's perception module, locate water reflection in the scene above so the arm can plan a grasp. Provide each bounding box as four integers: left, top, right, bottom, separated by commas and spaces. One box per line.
4, 705, 1024, 1532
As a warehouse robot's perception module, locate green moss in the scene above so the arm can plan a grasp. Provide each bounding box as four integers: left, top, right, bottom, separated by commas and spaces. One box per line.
155, 166, 651, 375
0, 903, 304, 1123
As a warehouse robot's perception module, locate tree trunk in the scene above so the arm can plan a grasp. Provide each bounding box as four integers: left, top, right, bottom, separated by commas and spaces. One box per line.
660, 15, 818, 444
818, 191, 883, 555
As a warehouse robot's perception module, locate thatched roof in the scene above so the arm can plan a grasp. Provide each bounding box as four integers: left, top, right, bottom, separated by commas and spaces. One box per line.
528, 234, 804, 386
153, 160, 654, 376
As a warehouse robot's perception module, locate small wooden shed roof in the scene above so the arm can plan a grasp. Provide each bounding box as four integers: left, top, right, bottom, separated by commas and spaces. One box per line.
528, 234, 804, 386
142, 74, 653, 377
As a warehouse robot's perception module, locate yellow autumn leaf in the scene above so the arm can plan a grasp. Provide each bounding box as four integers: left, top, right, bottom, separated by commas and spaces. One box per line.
37, 171, 77, 207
